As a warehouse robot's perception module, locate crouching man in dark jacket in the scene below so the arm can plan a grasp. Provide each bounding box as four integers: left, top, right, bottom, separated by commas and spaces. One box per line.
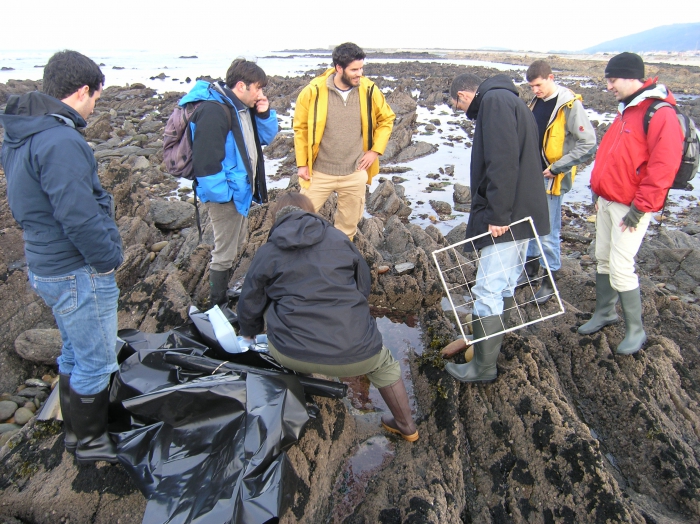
237, 193, 418, 442
0, 50, 122, 464
445, 73, 550, 383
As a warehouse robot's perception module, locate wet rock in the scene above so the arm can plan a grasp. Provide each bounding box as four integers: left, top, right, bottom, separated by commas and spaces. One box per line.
452, 183, 471, 204
149, 200, 195, 230
429, 200, 452, 215
24, 379, 49, 388
94, 146, 157, 160
14, 329, 62, 365
151, 240, 169, 252
445, 222, 467, 246
0, 401, 18, 421
367, 180, 404, 218
393, 141, 437, 163
84, 112, 112, 141
265, 132, 294, 159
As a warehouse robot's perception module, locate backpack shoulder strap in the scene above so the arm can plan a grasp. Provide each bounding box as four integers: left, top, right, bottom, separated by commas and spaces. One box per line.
643, 100, 675, 134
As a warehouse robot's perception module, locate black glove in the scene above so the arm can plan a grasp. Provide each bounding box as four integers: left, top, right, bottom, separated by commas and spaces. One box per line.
622, 203, 645, 229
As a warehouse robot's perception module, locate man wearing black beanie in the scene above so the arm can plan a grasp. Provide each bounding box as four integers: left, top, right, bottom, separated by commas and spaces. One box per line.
578, 52, 684, 355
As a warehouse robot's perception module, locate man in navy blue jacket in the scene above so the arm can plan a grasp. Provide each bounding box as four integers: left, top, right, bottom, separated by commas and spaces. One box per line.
1, 50, 122, 464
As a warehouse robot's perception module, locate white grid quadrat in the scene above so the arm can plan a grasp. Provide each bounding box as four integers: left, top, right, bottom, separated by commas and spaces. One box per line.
432, 217, 565, 345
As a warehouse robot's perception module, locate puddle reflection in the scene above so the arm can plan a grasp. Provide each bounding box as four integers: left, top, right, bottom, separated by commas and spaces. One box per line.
340, 309, 422, 413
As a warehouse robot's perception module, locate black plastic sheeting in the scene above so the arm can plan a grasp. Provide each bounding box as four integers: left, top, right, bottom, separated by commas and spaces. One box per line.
109, 307, 345, 523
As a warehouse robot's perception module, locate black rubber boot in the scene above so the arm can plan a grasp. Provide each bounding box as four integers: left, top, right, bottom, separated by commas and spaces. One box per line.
378, 379, 419, 442
578, 273, 619, 335
209, 269, 230, 307
616, 287, 647, 355
59, 374, 77, 454
445, 315, 504, 383
516, 256, 540, 288
534, 270, 559, 305
70, 386, 118, 464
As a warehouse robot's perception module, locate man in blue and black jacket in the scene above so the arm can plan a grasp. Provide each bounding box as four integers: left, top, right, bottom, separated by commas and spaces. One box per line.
183, 59, 278, 306
1, 50, 122, 464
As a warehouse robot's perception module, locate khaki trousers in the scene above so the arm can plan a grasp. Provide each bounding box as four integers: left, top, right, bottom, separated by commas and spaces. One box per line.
595, 197, 651, 292
207, 201, 248, 272
301, 169, 367, 239
269, 342, 401, 388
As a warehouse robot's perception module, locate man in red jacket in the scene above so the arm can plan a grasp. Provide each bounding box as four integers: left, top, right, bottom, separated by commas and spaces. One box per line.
578, 52, 683, 355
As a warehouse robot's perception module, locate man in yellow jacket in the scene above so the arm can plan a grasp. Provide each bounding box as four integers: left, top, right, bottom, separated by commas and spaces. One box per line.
517, 60, 597, 303
293, 42, 395, 239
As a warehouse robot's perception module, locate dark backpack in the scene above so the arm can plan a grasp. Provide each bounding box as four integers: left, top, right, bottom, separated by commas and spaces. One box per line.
163, 100, 231, 180
643, 100, 700, 190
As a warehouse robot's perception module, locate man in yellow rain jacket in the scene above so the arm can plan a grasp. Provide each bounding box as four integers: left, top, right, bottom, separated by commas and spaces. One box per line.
518, 60, 597, 303
293, 42, 395, 239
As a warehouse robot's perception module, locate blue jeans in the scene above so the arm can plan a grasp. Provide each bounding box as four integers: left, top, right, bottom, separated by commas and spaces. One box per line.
526, 191, 563, 272
28, 265, 119, 395
472, 240, 529, 317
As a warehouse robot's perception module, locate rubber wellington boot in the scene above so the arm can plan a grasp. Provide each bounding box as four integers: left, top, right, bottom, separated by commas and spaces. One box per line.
378, 379, 419, 442
445, 315, 504, 383
59, 374, 77, 454
209, 269, 230, 307
616, 287, 647, 355
534, 271, 558, 305
70, 387, 118, 464
578, 273, 619, 335
502, 296, 517, 325
516, 256, 540, 288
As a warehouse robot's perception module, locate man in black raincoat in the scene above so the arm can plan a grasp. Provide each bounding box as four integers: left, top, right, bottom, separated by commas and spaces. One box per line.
445, 73, 549, 383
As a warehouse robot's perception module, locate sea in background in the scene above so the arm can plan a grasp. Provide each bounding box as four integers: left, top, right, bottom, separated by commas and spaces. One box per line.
2, 49, 698, 233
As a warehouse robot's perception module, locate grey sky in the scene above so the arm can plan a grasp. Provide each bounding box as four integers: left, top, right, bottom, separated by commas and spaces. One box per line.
2, 0, 697, 54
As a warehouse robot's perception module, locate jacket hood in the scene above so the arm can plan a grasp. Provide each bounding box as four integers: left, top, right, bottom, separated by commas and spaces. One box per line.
268, 211, 328, 250
179, 80, 235, 107
0, 91, 86, 147
620, 78, 675, 113
467, 74, 519, 120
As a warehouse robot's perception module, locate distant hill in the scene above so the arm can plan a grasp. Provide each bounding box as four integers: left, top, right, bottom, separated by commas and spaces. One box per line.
582, 23, 700, 53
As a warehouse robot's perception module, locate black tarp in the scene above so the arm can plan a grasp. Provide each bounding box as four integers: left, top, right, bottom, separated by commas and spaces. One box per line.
110, 306, 345, 524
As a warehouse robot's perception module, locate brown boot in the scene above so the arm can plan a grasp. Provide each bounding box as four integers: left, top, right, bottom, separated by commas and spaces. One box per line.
378, 379, 419, 442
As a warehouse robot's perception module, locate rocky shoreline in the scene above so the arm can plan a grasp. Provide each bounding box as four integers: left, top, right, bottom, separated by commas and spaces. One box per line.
1, 56, 700, 523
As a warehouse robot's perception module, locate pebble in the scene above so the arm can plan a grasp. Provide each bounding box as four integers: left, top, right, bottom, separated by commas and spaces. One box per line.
13, 407, 34, 425
16, 387, 47, 398
0, 423, 21, 434
25, 378, 50, 388
0, 429, 20, 447
395, 262, 415, 274
0, 401, 18, 421
377, 266, 390, 274
151, 240, 168, 252
23, 402, 36, 413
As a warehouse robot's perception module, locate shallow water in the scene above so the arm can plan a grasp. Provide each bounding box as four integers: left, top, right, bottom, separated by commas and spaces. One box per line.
341, 312, 422, 414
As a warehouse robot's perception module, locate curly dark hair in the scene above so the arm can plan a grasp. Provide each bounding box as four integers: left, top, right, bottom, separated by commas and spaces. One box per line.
42, 50, 105, 99
225, 59, 268, 89
332, 43, 366, 69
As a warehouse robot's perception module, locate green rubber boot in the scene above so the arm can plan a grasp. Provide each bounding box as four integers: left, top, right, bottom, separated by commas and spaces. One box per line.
445, 315, 504, 383
578, 273, 619, 335
616, 287, 647, 355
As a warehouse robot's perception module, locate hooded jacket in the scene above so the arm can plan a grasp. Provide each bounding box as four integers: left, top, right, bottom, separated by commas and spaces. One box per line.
591, 79, 683, 212
293, 68, 395, 187
527, 86, 597, 196
0, 91, 122, 276
237, 210, 383, 365
183, 80, 278, 216
465, 75, 550, 250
